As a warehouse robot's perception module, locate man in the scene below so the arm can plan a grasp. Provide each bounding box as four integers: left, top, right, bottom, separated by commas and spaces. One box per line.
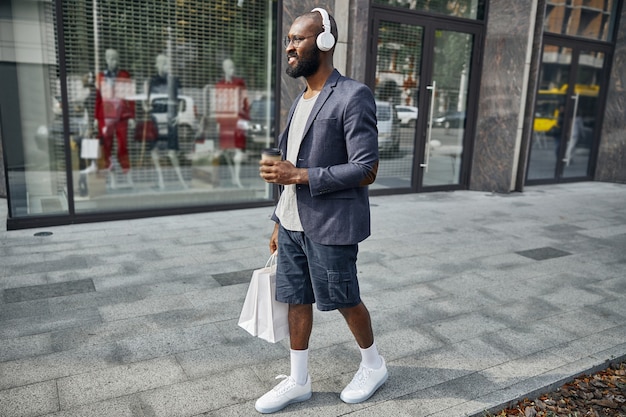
256, 8, 386, 414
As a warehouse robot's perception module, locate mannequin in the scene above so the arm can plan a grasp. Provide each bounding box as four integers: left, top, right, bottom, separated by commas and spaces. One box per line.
145, 54, 187, 189
215, 58, 249, 188
95, 48, 135, 188
78, 72, 98, 196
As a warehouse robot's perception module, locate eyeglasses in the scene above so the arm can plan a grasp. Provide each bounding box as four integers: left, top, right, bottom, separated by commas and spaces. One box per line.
283, 35, 316, 48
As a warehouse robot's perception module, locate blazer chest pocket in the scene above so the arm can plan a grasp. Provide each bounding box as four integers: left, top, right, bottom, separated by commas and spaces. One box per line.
310, 118, 348, 160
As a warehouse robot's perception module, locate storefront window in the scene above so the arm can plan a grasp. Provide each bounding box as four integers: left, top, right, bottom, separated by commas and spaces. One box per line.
544, 0, 619, 42
0, 1, 64, 218
373, 0, 486, 20
1, 0, 277, 223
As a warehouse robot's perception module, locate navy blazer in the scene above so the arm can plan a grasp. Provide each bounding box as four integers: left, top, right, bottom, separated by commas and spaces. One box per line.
272, 69, 379, 245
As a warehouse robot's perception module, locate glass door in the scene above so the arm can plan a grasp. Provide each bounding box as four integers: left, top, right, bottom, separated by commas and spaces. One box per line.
367, 11, 480, 192
368, 19, 423, 190
527, 42, 607, 183
423, 30, 474, 187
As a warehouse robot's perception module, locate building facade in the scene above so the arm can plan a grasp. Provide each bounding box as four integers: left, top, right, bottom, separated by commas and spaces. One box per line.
1, 0, 624, 230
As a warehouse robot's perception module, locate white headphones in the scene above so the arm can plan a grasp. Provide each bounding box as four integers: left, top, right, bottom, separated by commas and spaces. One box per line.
311, 8, 335, 52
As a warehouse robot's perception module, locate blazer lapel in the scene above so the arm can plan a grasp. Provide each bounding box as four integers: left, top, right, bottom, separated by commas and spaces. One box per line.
280, 69, 342, 152
300, 70, 341, 141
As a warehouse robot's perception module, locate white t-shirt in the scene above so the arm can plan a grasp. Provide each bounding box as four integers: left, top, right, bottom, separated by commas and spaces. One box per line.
275, 93, 320, 231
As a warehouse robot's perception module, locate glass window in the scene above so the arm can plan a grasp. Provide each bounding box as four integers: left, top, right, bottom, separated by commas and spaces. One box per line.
373, 0, 486, 20
1, 0, 277, 221
544, 0, 619, 42
527, 44, 604, 182
0, 1, 65, 218
370, 20, 424, 190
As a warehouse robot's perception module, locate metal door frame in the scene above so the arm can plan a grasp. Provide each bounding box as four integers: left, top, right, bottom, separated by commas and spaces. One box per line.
366, 6, 485, 195
525, 35, 613, 185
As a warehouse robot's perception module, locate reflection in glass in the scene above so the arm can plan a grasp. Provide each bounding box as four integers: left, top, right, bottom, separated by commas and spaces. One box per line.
373, 0, 486, 20
1, 1, 68, 217
2, 1, 277, 221
370, 21, 423, 190
527, 46, 603, 181
423, 30, 473, 187
544, 0, 619, 42
563, 51, 603, 178
528, 46, 572, 181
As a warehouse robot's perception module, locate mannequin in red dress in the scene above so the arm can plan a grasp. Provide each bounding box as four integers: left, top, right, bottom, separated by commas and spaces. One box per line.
215, 58, 250, 187
95, 48, 135, 188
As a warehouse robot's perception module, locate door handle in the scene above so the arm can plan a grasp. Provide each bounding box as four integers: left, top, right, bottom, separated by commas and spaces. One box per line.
563, 93, 580, 165
421, 81, 437, 172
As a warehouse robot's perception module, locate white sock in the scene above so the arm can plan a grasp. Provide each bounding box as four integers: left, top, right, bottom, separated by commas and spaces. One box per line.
290, 349, 309, 385
360, 342, 382, 369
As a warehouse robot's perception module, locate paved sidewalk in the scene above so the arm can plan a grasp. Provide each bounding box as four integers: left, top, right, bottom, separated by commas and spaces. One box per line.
0, 181, 625, 417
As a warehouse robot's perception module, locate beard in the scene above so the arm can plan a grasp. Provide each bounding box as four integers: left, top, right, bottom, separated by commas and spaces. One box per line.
286, 47, 321, 78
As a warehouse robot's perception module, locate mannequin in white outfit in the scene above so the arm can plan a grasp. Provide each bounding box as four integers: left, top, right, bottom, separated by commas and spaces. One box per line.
146, 54, 187, 189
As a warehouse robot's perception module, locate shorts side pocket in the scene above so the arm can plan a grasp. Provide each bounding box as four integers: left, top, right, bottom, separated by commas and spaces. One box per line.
328, 270, 359, 304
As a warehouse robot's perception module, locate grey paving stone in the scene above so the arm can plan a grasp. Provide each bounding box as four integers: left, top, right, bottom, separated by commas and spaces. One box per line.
0, 272, 48, 291
0, 252, 46, 268
212, 268, 256, 286
452, 337, 517, 371
113, 323, 226, 364
49, 315, 155, 352
0, 307, 101, 339
547, 325, 626, 362
43, 396, 141, 417
515, 246, 572, 261
57, 356, 187, 409
0, 381, 58, 417
47, 288, 144, 316
393, 382, 471, 417
426, 312, 509, 344
98, 293, 195, 321
374, 326, 444, 362
137, 367, 263, 417
540, 308, 623, 338
0, 297, 52, 321
2, 255, 89, 277
483, 322, 577, 358
177, 337, 287, 379
45, 263, 127, 284
3, 279, 95, 303
0, 343, 119, 390
0, 333, 53, 362
538, 285, 607, 307
479, 350, 570, 390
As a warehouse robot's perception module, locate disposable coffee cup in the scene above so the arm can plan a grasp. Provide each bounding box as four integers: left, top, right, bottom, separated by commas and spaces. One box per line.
261, 148, 282, 161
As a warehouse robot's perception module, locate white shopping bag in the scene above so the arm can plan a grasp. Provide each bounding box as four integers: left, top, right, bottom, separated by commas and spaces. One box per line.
80, 138, 101, 159
238, 252, 289, 343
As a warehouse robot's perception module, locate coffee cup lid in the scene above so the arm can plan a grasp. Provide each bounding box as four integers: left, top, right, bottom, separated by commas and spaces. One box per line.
262, 148, 281, 155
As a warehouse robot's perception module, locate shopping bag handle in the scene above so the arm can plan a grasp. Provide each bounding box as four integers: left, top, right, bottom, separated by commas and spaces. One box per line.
266, 251, 278, 268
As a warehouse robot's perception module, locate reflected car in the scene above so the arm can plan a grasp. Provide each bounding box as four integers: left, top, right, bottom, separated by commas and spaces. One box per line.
244, 97, 276, 152
126, 94, 199, 141
376, 100, 400, 156
433, 110, 465, 129
395, 105, 418, 127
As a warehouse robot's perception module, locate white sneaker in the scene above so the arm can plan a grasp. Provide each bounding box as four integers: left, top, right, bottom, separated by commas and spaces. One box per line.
255, 374, 312, 414
340, 357, 388, 404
